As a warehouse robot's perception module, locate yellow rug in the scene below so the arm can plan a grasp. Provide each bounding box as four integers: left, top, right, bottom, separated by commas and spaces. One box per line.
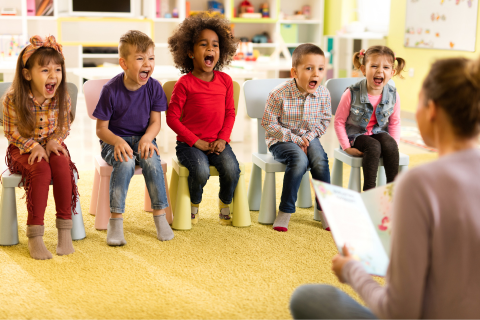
0, 154, 437, 319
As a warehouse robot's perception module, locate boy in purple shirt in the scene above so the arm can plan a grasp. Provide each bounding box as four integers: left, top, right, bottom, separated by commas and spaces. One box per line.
93, 30, 174, 245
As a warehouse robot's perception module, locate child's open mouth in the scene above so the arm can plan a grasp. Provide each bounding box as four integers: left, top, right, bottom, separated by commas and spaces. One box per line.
139, 71, 149, 80
45, 83, 56, 94
374, 77, 384, 85
308, 81, 317, 89
204, 55, 214, 67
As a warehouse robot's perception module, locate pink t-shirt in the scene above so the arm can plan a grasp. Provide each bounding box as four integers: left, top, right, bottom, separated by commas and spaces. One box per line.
334, 90, 401, 150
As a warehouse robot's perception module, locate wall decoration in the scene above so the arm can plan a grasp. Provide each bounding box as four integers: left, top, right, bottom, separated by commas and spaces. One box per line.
405, 0, 478, 51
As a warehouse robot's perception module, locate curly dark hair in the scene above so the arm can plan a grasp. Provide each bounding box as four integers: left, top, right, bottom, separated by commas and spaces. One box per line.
168, 12, 238, 74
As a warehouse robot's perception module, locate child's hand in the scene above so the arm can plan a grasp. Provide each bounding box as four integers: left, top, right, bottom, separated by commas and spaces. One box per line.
46, 140, 68, 158
28, 145, 49, 165
344, 148, 364, 157
194, 139, 212, 152
138, 138, 159, 159
114, 137, 133, 162
332, 245, 354, 283
209, 139, 226, 155
300, 136, 309, 155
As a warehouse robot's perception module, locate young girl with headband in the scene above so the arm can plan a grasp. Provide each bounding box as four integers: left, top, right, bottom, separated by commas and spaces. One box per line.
334, 46, 406, 190
2, 35, 78, 260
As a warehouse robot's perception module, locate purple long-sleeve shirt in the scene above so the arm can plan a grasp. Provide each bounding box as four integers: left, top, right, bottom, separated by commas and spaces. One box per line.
343, 148, 480, 319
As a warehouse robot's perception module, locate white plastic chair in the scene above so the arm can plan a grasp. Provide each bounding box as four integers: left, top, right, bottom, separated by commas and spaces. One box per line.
243, 79, 320, 225
325, 77, 409, 191
0, 82, 86, 245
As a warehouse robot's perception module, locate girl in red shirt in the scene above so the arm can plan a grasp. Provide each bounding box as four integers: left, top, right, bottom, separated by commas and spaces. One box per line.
167, 13, 240, 226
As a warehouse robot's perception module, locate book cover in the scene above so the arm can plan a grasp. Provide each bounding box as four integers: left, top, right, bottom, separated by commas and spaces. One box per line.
27, 0, 36, 16
35, 0, 51, 16
312, 179, 393, 277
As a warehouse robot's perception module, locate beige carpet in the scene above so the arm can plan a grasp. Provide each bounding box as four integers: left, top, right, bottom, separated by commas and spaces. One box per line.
0, 154, 437, 319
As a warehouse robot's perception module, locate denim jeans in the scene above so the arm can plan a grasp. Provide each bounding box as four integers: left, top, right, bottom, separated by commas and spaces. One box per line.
270, 138, 330, 213
290, 284, 377, 319
175, 142, 240, 205
101, 137, 168, 213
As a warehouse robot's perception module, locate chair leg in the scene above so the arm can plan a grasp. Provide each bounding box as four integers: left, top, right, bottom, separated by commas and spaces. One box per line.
296, 172, 312, 208
71, 171, 86, 241
170, 169, 179, 215
232, 172, 251, 227
95, 175, 111, 230
0, 186, 18, 246
313, 205, 321, 221
258, 172, 277, 225
348, 167, 362, 192
247, 164, 262, 211
90, 168, 100, 215
171, 175, 192, 230
376, 166, 387, 187
163, 170, 173, 225
144, 185, 153, 212
331, 158, 343, 187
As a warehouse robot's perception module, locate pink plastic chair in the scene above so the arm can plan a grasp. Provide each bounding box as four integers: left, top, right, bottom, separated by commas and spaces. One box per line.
83, 79, 172, 230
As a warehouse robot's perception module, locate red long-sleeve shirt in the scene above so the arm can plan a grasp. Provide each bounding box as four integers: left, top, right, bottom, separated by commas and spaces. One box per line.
166, 71, 236, 147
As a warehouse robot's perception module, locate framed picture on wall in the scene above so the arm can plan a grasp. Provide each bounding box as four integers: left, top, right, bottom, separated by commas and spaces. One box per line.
404, 0, 478, 51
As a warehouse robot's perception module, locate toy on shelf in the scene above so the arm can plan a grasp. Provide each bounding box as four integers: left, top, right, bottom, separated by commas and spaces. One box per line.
172, 8, 179, 18
1, 8, 17, 16
208, 1, 225, 14
252, 32, 271, 43
0, 35, 22, 62
260, 3, 269, 18
239, 1, 254, 14
302, 5, 311, 19
234, 38, 257, 61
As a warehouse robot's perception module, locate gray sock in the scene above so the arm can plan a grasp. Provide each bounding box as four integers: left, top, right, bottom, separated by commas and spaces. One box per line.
154, 214, 174, 241
273, 210, 291, 232
107, 218, 126, 246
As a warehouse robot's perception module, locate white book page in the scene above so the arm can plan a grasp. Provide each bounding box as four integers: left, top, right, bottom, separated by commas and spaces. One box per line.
312, 179, 389, 276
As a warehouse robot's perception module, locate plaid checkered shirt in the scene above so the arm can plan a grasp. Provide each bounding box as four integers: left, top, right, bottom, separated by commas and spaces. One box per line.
261, 79, 331, 149
3, 91, 71, 154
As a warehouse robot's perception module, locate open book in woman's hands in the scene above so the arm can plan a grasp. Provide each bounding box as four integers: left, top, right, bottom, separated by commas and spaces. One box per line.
312, 179, 395, 277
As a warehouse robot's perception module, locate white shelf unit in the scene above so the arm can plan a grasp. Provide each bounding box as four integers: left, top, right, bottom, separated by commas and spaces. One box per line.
0, 0, 324, 82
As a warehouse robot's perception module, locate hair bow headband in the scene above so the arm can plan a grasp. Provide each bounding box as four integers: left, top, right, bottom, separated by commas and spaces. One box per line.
359, 49, 365, 65
22, 35, 64, 66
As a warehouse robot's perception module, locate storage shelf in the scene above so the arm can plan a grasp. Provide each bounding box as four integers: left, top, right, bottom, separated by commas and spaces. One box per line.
153, 18, 181, 22
231, 18, 277, 24
26, 16, 57, 20
82, 54, 118, 58
279, 19, 322, 24
0, 16, 23, 20
251, 43, 276, 48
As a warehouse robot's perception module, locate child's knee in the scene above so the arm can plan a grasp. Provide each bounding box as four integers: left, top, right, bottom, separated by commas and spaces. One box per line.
30, 160, 52, 181
191, 163, 210, 183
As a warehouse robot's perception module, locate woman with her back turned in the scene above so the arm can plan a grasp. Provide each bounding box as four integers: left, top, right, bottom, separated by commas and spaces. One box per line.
290, 56, 480, 319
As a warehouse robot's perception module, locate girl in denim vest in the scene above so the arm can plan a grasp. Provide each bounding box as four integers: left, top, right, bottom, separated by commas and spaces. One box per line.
334, 46, 406, 191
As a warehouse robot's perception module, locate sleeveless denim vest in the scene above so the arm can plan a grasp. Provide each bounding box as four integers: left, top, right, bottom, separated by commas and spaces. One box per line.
345, 78, 396, 147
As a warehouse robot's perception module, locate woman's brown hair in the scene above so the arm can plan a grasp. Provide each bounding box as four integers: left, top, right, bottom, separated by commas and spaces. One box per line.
168, 12, 238, 74
5, 46, 69, 138
422, 57, 480, 138
352, 45, 406, 79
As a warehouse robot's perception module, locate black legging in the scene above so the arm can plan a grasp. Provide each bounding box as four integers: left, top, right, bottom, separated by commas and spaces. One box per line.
353, 133, 399, 191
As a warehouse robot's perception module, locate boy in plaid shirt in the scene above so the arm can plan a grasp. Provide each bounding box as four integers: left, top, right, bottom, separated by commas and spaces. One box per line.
261, 43, 331, 232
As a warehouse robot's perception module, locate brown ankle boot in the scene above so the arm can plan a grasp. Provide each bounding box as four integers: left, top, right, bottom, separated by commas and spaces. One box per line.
56, 219, 75, 256
26, 225, 53, 260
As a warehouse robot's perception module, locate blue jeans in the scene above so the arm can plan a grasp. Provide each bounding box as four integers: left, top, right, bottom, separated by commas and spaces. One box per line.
270, 138, 330, 213
175, 142, 240, 205
290, 284, 377, 319
101, 137, 168, 213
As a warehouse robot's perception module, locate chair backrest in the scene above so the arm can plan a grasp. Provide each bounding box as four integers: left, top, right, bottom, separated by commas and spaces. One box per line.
243, 78, 290, 154
0, 82, 78, 125
83, 78, 110, 120
162, 80, 241, 114
325, 77, 396, 115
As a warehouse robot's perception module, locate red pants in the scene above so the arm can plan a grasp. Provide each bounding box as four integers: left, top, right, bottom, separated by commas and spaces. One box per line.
6, 144, 79, 225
